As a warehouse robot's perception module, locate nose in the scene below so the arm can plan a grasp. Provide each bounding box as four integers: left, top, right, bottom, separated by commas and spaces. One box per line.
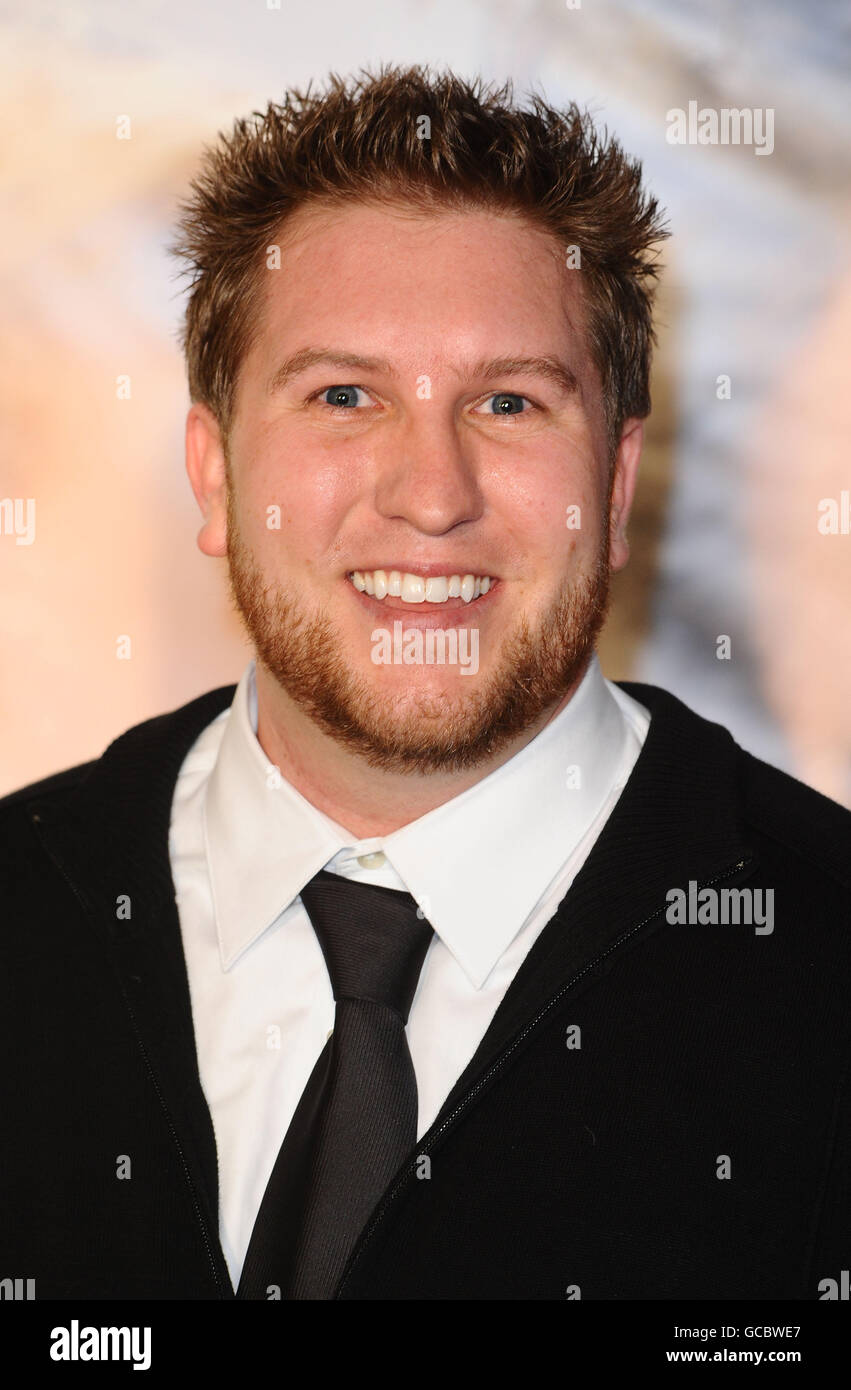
372, 408, 485, 536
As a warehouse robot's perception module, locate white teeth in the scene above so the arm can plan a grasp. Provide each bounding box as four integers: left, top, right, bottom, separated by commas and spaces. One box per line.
424, 576, 449, 603
349, 570, 496, 604
401, 573, 426, 603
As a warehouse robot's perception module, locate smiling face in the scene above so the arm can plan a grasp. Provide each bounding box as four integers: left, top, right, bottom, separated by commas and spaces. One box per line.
188, 199, 642, 773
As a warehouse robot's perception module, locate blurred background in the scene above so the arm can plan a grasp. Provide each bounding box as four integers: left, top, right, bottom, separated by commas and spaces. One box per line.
1, 0, 849, 804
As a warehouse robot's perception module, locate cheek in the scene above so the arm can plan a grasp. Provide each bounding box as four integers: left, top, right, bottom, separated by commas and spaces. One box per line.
233, 432, 358, 556
488, 420, 601, 514
497, 470, 604, 567
549, 449, 610, 544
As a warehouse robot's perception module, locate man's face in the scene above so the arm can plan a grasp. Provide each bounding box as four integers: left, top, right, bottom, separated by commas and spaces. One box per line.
190, 200, 641, 772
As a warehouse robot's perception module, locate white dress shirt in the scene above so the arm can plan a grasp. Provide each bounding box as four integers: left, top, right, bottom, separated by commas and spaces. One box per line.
169, 654, 650, 1288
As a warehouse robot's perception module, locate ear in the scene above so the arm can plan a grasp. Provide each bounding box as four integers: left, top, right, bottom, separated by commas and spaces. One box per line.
185, 402, 229, 558
608, 417, 644, 574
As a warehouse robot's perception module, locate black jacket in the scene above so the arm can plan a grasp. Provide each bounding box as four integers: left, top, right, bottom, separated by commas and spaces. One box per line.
1, 680, 849, 1300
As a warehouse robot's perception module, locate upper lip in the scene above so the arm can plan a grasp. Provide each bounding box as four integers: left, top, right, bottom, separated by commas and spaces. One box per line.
346, 563, 498, 577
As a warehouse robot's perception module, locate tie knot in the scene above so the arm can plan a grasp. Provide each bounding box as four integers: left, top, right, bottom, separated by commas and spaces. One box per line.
298, 869, 434, 1023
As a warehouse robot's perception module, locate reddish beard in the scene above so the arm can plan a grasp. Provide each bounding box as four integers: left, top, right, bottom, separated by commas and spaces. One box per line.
225, 489, 612, 774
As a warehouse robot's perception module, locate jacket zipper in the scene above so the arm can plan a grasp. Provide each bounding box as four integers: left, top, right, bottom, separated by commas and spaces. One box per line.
335, 854, 753, 1297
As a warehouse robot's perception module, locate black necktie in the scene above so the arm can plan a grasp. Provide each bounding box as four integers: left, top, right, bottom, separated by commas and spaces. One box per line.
236, 868, 434, 1300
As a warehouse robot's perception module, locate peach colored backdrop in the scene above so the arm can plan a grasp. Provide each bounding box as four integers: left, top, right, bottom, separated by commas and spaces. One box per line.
2, 1, 849, 805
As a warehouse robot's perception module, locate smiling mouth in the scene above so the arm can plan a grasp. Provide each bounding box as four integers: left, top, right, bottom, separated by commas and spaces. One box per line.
347, 569, 496, 605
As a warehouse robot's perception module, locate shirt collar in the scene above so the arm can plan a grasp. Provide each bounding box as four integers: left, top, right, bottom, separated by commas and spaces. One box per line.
204, 666, 352, 970
204, 655, 638, 985
380, 653, 636, 985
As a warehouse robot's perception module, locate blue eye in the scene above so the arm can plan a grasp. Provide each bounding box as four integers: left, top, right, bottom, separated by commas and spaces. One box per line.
321, 385, 370, 408
480, 393, 530, 416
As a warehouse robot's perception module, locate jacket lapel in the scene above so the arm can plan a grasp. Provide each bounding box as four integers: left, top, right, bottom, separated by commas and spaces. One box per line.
432, 680, 756, 1121
28, 685, 238, 1299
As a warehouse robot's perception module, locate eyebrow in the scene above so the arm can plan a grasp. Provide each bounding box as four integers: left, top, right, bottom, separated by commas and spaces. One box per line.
265, 348, 581, 398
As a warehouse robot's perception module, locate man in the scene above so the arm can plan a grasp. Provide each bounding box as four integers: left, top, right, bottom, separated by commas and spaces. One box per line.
1, 66, 848, 1302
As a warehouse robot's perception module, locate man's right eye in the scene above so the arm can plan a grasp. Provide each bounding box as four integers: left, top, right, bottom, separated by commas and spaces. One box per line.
317, 385, 373, 409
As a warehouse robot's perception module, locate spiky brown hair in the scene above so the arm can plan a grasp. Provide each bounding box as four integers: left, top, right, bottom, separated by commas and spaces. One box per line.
170, 64, 668, 452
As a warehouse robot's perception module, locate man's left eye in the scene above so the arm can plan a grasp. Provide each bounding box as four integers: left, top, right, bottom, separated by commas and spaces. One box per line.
474, 392, 532, 417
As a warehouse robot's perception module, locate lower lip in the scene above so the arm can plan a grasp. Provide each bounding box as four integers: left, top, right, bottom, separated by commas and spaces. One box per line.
345, 578, 500, 626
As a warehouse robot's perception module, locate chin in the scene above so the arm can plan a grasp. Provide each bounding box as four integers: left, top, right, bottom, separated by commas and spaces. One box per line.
369, 672, 482, 714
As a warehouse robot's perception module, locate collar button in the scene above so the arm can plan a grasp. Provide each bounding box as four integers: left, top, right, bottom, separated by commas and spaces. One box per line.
356, 851, 387, 870
354, 845, 386, 867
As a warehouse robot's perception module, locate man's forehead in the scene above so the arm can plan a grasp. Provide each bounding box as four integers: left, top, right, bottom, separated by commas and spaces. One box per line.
234, 197, 596, 415
259, 202, 585, 334
270, 194, 559, 245
264, 197, 581, 306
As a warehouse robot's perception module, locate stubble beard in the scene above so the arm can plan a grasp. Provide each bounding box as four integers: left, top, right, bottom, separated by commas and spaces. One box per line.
225, 488, 612, 774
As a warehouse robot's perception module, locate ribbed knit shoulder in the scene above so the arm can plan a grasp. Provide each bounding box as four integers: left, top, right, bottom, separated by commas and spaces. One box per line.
738, 747, 851, 891
0, 759, 98, 812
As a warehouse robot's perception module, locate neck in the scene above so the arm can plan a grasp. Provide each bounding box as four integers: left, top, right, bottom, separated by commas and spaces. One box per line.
253, 662, 587, 838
